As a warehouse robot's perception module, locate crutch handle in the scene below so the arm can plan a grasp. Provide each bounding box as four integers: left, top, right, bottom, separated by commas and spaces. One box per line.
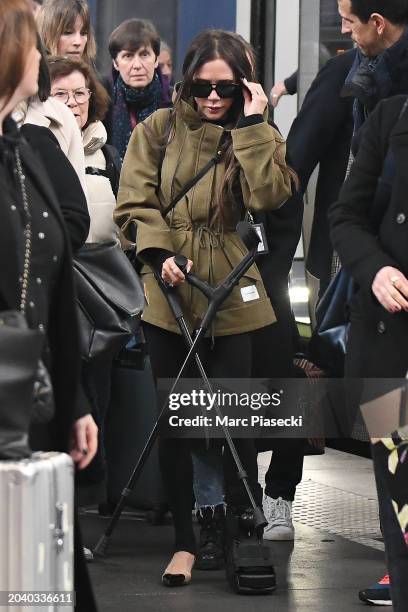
174, 254, 188, 273
174, 254, 214, 300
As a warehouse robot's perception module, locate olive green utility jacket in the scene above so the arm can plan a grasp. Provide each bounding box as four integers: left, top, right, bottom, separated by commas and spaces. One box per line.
115, 100, 292, 336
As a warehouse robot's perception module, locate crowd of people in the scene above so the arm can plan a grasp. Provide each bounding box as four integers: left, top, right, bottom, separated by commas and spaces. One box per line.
0, 0, 408, 609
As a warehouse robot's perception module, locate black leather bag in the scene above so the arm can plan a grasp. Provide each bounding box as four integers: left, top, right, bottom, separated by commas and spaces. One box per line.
74, 241, 145, 361
0, 311, 43, 459
308, 268, 354, 376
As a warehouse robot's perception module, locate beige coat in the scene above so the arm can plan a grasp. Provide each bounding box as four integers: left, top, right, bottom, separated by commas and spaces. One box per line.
24, 97, 88, 202
115, 100, 292, 336
83, 121, 118, 243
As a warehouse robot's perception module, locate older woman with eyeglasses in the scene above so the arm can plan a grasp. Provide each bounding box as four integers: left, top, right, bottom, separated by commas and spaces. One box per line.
49, 57, 120, 242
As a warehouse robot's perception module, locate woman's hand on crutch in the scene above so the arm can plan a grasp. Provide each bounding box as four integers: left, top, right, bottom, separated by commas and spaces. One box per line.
162, 256, 193, 287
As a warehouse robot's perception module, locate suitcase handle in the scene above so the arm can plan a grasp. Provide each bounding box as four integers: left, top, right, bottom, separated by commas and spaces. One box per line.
54, 502, 65, 551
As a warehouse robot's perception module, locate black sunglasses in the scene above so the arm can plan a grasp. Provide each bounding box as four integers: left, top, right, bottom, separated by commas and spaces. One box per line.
190, 80, 241, 99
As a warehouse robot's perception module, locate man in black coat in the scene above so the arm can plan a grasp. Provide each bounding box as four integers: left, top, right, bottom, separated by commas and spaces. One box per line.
332, 0, 408, 605
285, 52, 354, 294
329, 94, 408, 611
287, 50, 355, 295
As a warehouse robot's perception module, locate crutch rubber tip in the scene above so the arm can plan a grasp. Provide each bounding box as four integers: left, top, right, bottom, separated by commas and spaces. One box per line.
93, 534, 110, 557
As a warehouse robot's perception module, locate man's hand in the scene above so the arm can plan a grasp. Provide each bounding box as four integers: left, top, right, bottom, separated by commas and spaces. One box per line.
269, 81, 288, 108
69, 414, 98, 470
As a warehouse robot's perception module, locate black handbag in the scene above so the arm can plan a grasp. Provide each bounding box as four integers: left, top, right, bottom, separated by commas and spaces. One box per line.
74, 240, 145, 361
308, 268, 354, 376
0, 312, 42, 459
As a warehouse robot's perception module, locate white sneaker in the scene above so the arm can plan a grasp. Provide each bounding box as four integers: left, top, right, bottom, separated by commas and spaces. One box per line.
83, 546, 94, 562
263, 495, 295, 541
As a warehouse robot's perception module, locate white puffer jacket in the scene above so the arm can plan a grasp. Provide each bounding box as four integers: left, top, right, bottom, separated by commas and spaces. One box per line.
83, 121, 118, 243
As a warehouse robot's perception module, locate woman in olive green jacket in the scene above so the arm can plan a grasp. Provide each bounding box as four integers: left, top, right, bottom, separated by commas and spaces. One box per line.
115, 30, 293, 591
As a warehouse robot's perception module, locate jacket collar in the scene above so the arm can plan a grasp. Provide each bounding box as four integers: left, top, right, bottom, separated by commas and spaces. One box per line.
24, 97, 66, 129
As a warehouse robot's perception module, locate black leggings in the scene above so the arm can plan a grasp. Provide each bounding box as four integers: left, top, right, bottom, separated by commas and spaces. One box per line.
143, 323, 262, 554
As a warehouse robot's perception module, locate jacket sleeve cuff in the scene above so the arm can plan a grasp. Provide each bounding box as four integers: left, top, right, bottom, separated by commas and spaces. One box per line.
284, 71, 298, 96
351, 253, 400, 293
135, 226, 174, 257
232, 121, 281, 149
141, 248, 175, 273
75, 383, 92, 420
236, 114, 264, 129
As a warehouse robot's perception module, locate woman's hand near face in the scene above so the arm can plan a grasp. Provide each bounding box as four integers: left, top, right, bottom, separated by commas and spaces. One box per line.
372, 266, 408, 313
242, 78, 268, 117
162, 256, 193, 287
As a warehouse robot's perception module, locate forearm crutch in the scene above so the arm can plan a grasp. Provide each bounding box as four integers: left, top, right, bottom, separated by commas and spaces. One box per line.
94, 222, 265, 556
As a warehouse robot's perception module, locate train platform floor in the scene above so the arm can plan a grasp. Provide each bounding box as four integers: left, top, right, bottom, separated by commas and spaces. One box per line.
83, 448, 388, 612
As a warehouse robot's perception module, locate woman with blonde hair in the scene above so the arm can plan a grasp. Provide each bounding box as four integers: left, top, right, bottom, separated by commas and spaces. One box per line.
37, 0, 96, 64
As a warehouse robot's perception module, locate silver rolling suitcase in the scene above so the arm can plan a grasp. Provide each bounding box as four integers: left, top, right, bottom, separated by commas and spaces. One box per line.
0, 452, 74, 612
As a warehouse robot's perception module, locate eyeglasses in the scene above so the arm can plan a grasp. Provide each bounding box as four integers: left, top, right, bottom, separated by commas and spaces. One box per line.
51, 87, 91, 105
190, 80, 241, 99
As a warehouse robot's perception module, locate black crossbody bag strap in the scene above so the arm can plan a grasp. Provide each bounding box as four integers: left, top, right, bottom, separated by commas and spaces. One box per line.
161, 148, 223, 218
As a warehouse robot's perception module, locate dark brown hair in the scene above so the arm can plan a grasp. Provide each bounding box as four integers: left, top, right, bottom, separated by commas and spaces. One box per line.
350, 0, 408, 24
162, 30, 294, 224
48, 56, 110, 127
0, 0, 37, 113
37, 0, 96, 63
108, 18, 160, 60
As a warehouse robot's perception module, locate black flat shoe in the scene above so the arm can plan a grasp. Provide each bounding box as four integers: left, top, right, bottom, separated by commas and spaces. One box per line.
161, 552, 194, 587
161, 573, 190, 587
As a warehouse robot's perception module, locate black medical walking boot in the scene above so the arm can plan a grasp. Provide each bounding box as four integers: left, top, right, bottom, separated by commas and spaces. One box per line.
225, 506, 276, 595
195, 504, 225, 570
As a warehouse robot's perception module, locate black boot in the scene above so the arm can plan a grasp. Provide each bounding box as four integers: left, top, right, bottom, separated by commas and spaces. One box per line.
195, 505, 225, 570
225, 506, 276, 595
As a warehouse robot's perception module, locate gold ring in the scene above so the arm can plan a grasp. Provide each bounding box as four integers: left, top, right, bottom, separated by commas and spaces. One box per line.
391, 276, 400, 286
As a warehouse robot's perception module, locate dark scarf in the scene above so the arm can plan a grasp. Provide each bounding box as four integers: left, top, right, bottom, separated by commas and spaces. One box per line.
342, 28, 408, 141
112, 72, 163, 161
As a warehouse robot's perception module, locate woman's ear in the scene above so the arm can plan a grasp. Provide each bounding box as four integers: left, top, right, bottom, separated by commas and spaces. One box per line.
113, 58, 119, 72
